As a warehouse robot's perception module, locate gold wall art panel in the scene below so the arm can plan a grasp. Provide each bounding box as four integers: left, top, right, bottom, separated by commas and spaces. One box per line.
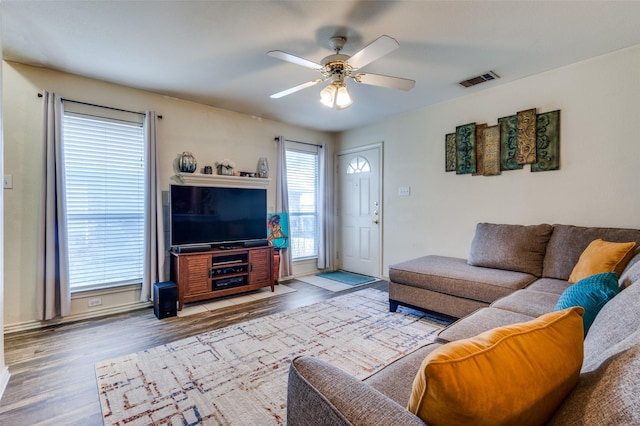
445, 133, 456, 172
482, 125, 501, 176
473, 123, 487, 176
516, 108, 537, 164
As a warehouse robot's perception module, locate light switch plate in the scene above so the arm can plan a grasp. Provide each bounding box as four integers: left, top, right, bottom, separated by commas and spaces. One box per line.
4, 175, 13, 189
398, 186, 410, 196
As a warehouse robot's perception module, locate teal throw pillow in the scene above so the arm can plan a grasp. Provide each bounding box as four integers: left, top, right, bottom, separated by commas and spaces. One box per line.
555, 272, 620, 336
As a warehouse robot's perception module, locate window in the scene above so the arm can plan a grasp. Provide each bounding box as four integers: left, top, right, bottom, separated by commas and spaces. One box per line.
286, 146, 319, 260
346, 155, 371, 174
62, 108, 145, 291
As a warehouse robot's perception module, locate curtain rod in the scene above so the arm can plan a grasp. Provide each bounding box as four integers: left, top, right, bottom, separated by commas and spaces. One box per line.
37, 93, 162, 119
275, 136, 323, 148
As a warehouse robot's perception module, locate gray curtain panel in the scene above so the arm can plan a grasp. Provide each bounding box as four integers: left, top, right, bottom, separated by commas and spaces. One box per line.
142, 111, 166, 302
37, 91, 70, 320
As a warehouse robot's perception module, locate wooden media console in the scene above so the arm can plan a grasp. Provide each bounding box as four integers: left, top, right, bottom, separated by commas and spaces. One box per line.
170, 245, 274, 310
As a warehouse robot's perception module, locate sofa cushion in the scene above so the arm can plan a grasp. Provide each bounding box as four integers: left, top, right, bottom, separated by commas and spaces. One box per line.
543, 224, 640, 280
438, 307, 535, 342
555, 272, 620, 335
582, 280, 640, 372
491, 289, 562, 318
618, 252, 640, 289
389, 256, 536, 305
568, 239, 636, 283
364, 344, 443, 407
287, 356, 427, 426
548, 329, 640, 425
525, 277, 571, 295
408, 307, 585, 426
467, 223, 553, 276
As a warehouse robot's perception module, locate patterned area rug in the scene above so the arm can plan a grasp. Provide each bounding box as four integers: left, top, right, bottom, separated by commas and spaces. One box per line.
95, 289, 442, 425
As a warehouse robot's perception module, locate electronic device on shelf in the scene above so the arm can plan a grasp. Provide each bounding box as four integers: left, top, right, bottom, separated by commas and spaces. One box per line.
170, 184, 267, 249
213, 276, 246, 290
210, 265, 246, 276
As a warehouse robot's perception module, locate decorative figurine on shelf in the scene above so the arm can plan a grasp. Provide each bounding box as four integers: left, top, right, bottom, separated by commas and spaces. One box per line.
216, 159, 235, 175
258, 157, 269, 178
178, 152, 197, 173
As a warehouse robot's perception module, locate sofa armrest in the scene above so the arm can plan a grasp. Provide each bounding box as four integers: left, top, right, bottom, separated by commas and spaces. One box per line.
287, 355, 426, 426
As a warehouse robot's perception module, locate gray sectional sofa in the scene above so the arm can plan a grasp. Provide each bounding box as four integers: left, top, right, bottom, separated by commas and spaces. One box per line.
388, 223, 640, 318
287, 223, 640, 425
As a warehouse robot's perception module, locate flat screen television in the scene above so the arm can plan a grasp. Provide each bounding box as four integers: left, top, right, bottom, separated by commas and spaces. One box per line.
170, 184, 267, 248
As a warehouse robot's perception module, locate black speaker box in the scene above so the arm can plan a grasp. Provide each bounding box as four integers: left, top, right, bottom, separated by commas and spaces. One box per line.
173, 244, 211, 253
154, 281, 177, 319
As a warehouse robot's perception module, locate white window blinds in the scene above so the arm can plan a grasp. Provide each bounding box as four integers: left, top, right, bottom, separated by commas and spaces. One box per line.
62, 110, 145, 290
285, 147, 319, 259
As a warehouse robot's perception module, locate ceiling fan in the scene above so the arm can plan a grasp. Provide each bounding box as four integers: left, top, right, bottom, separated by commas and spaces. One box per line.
268, 35, 415, 109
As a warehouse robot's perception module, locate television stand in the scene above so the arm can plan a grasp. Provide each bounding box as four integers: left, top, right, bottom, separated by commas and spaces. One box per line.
170, 245, 274, 310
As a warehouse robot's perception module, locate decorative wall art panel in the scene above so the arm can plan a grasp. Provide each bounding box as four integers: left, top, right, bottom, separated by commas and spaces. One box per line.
532, 110, 560, 172
473, 123, 487, 176
498, 115, 523, 171
267, 213, 289, 248
483, 125, 501, 176
456, 123, 476, 175
516, 108, 537, 164
444, 107, 560, 177
445, 133, 456, 172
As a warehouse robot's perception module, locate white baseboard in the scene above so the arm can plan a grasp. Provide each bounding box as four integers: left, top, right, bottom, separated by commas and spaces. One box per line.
0, 366, 10, 401
3, 301, 152, 334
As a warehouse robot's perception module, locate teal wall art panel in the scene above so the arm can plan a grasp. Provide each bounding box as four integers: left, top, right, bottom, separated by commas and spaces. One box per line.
532, 110, 560, 172
455, 123, 476, 175
498, 115, 523, 171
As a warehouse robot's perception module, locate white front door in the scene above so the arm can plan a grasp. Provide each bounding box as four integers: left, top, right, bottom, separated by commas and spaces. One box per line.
337, 145, 382, 277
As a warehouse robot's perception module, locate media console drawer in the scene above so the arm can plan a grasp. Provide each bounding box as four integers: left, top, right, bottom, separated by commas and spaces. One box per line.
170, 246, 274, 310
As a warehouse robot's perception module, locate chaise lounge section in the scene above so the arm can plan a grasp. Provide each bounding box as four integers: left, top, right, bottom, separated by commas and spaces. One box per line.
388, 223, 640, 318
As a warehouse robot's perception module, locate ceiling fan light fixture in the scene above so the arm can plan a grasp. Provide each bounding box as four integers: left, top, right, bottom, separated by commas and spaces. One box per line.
320, 83, 337, 108
335, 84, 353, 109
320, 82, 353, 110
270, 34, 414, 108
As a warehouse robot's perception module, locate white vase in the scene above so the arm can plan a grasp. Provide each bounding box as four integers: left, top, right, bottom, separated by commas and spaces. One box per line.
258, 157, 269, 178
218, 165, 233, 176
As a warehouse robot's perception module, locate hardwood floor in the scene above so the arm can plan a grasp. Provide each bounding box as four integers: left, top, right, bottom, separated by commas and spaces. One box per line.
0, 280, 389, 425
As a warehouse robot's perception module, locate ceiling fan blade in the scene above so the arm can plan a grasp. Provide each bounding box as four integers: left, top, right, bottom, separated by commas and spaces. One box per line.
347, 35, 399, 70
354, 73, 416, 91
267, 50, 323, 70
270, 79, 324, 99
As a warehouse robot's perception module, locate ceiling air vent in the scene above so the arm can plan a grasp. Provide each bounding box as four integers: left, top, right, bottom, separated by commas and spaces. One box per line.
459, 71, 500, 88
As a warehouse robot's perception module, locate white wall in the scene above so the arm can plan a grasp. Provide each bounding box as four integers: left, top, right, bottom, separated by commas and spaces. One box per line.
339, 45, 640, 275
3, 61, 335, 331
5, 44, 640, 330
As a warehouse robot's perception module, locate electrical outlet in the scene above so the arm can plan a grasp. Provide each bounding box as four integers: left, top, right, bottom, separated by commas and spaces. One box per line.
4, 174, 13, 189
88, 297, 102, 307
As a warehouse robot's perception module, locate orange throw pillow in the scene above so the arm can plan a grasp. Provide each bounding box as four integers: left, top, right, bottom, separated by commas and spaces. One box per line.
407, 307, 585, 426
568, 239, 636, 283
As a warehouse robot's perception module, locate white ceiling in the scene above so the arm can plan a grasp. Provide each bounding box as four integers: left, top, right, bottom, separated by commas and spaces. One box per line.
3, 1, 640, 132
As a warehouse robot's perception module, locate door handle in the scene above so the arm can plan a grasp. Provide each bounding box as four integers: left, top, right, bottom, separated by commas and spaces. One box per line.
372, 219, 379, 224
